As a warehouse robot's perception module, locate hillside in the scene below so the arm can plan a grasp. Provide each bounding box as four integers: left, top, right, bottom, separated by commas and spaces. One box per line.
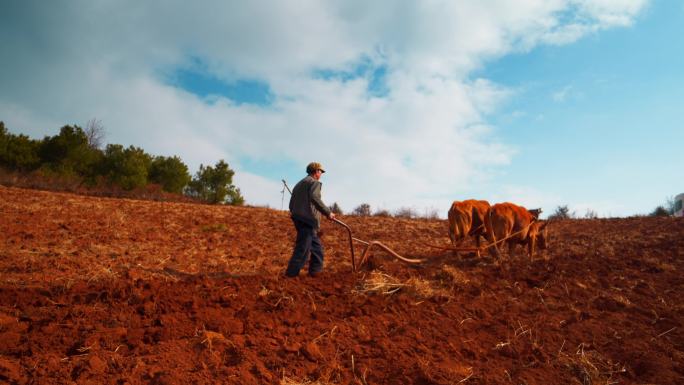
1, 186, 683, 384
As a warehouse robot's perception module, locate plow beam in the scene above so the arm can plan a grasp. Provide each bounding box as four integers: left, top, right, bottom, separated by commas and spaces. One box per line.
333, 218, 423, 272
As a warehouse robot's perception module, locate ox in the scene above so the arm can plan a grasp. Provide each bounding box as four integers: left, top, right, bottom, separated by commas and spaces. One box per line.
527, 208, 542, 220
484, 202, 548, 259
447, 199, 491, 250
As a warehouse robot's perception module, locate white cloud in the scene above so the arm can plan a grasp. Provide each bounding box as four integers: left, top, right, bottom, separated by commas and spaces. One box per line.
0, 0, 648, 214
552, 85, 574, 102
491, 184, 563, 215
233, 172, 286, 210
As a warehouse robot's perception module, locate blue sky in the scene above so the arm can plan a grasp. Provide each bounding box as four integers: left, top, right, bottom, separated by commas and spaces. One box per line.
1, 0, 680, 217
478, 0, 684, 216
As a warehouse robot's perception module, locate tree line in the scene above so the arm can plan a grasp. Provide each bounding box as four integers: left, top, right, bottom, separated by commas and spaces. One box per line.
0, 121, 243, 205
332, 201, 679, 221
329, 202, 441, 220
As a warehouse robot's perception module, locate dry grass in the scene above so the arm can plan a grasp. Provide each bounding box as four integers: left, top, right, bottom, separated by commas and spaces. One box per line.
354, 272, 452, 299
354, 272, 406, 295
404, 276, 452, 299
438, 264, 471, 286
559, 343, 626, 385
280, 377, 334, 385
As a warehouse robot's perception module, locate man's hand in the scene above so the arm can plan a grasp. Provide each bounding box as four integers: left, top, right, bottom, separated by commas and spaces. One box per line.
328, 212, 336, 220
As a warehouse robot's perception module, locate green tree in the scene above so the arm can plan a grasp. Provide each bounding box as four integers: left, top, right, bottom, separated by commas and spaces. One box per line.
0, 122, 7, 155
0, 122, 41, 171
186, 160, 244, 205
101, 144, 152, 190
149, 155, 191, 194
39, 125, 101, 177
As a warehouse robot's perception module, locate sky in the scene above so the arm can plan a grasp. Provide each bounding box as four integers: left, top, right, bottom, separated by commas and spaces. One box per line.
1, 0, 682, 218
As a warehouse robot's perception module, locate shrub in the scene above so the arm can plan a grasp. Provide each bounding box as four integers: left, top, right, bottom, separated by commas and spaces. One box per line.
186, 160, 244, 205
584, 209, 598, 219
352, 203, 371, 216
39, 125, 102, 177
422, 208, 440, 220
649, 206, 670, 217
0, 123, 41, 171
394, 207, 417, 219
548, 205, 574, 220
373, 209, 392, 217
149, 155, 191, 194
100, 144, 152, 190
330, 202, 343, 215
649, 197, 676, 217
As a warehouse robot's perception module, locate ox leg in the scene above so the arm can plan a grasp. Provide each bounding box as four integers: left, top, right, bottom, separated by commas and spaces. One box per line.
486, 238, 500, 258
528, 238, 536, 261
451, 237, 464, 257
449, 229, 461, 257
451, 240, 459, 257
472, 235, 482, 258
484, 232, 500, 258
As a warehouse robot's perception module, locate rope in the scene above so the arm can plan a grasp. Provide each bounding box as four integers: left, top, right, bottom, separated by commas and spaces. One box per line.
481, 220, 535, 250
420, 242, 479, 251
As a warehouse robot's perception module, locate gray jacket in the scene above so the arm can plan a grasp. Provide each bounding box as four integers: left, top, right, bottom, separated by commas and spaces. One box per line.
289, 175, 332, 229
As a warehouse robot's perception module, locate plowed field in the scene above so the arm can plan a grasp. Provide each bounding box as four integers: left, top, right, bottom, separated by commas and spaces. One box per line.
1, 186, 683, 384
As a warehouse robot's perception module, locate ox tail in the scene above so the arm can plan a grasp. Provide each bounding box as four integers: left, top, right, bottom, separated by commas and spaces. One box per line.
447, 209, 459, 246
484, 208, 500, 258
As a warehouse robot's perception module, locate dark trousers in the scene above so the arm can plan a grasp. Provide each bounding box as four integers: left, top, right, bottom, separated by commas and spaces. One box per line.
285, 218, 324, 277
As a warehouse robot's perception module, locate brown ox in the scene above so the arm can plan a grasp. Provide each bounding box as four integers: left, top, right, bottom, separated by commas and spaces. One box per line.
484, 202, 548, 258
527, 208, 542, 220
447, 199, 491, 249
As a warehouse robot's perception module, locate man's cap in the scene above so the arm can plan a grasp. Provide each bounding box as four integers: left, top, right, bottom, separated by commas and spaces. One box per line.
306, 162, 325, 174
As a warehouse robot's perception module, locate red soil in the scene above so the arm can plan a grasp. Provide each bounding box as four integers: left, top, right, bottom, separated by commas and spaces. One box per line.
1, 185, 683, 384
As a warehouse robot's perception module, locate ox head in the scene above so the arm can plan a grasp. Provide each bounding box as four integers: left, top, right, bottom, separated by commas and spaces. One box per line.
527, 208, 543, 220
532, 220, 549, 250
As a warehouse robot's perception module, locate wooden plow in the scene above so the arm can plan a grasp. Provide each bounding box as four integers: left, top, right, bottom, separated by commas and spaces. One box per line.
420, 242, 484, 257
332, 218, 424, 272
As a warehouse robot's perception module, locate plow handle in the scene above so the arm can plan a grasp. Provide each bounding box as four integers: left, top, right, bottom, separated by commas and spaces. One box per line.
332, 218, 356, 272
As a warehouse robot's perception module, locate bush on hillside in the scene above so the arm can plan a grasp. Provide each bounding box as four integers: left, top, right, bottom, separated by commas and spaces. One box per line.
0, 122, 42, 171
149, 155, 191, 194
330, 202, 343, 215
649, 206, 670, 217
548, 205, 574, 220
352, 203, 371, 216
394, 207, 417, 219
648, 197, 677, 217
39, 125, 102, 179
100, 144, 151, 190
186, 160, 244, 205
1, 122, 246, 204
373, 209, 391, 217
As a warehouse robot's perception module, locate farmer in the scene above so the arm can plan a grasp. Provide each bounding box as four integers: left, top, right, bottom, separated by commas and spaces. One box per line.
285, 162, 336, 278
